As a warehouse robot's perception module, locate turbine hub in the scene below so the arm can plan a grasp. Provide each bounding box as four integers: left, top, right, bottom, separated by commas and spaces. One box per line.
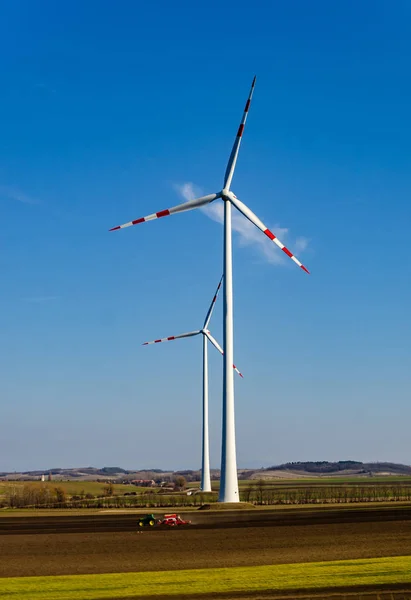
221, 188, 230, 201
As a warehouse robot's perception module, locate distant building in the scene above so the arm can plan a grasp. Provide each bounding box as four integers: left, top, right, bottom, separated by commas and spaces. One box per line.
41, 475, 45, 482
131, 479, 155, 487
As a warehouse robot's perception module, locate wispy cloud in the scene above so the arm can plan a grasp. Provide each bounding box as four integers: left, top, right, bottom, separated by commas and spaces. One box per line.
295, 236, 309, 253
23, 296, 60, 304
174, 182, 309, 266
0, 185, 39, 205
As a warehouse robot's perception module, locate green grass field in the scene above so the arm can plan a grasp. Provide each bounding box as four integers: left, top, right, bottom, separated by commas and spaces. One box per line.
0, 481, 144, 497
1, 556, 411, 599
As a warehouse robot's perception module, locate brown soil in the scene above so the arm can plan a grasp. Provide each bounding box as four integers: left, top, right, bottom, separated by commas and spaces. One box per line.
199, 502, 256, 510
0, 506, 410, 579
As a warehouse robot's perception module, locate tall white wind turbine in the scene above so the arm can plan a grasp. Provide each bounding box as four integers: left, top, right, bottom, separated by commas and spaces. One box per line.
110, 77, 310, 502
142, 275, 243, 493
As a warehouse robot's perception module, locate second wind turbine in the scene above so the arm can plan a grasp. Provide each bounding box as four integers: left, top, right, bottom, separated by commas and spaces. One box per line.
142, 276, 243, 492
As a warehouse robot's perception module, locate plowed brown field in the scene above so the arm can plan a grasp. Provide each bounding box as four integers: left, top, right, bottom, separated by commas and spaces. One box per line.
0, 505, 410, 580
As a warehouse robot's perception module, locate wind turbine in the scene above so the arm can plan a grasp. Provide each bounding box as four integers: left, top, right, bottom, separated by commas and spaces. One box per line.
142, 275, 243, 493
110, 76, 309, 502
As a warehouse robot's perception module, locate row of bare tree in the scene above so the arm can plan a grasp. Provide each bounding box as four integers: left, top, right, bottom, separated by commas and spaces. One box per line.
241, 482, 411, 504
2, 482, 411, 509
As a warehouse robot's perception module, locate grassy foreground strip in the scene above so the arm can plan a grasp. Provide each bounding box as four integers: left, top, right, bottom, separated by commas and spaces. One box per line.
2, 556, 411, 599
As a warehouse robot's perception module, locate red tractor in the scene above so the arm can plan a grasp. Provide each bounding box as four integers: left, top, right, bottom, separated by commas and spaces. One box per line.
157, 513, 191, 526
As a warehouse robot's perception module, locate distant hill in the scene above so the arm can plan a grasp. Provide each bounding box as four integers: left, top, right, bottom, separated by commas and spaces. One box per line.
0, 467, 168, 482
241, 461, 411, 480
271, 461, 411, 474
1, 461, 410, 482
0, 466, 202, 483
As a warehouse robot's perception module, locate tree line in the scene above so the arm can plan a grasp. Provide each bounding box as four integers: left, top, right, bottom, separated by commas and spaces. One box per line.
2, 481, 411, 509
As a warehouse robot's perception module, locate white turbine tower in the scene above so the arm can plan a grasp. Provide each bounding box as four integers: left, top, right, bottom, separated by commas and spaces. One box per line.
142, 275, 243, 493
110, 76, 310, 502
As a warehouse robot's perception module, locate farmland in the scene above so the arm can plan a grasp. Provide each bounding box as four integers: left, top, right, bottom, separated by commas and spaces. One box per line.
2, 557, 411, 599
1, 505, 410, 598
1, 479, 410, 598
2, 477, 411, 510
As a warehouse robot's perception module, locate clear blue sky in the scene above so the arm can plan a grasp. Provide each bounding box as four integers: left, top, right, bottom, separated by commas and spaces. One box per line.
1, 1, 410, 472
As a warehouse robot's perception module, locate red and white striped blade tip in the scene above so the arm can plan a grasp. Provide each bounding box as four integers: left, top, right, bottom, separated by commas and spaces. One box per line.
203, 275, 224, 328
109, 209, 171, 232
235, 365, 244, 378
265, 228, 310, 274
142, 335, 176, 345
109, 193, 219, 232
230, 195, 310, 274
142, 330, 201, 345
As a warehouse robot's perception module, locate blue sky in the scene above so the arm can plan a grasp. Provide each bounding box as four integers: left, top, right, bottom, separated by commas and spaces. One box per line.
1, 1, 410, 472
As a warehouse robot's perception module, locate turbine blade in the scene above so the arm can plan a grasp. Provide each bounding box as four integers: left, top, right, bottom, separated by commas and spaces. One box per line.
143, 330, 201, 345
204, 331, 243, 378
229, 194, 310, 274
223, 76, 256, 190
110, 193, 220, 231
203, 275, 224, 329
